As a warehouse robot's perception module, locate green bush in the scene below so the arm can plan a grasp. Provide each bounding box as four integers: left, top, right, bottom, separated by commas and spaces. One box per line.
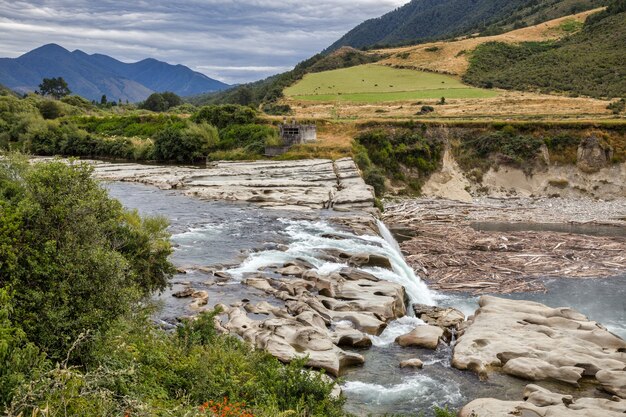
192, 104, 257, 129
219, 124, 278, 154
0, 159, 174, 362
37, 100, 62, 120
463, 4, 626, 99
153, 122, 219, 163
355, 127, 443, 196
0, 290, 48, 410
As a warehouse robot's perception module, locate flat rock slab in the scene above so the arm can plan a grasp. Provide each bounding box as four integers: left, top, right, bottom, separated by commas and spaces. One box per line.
460, 384, 626, 417
453, 296, 626, 394
89, 158, 375, 211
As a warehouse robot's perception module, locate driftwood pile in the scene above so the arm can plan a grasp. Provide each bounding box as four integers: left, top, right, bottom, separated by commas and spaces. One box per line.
384, 199, 626, 294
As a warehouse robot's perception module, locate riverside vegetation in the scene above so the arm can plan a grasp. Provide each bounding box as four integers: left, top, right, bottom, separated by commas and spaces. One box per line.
0, 90, 280, 163
0, 156, 346, 417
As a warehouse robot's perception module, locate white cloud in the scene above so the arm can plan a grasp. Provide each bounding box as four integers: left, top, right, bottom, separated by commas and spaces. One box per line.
0, 0, 408, 84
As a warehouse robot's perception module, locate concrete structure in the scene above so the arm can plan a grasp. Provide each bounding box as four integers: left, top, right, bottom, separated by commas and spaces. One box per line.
265, 119, 317, 156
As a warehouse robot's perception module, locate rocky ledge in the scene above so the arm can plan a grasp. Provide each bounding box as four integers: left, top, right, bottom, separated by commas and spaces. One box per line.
90, 158, 375, 212
453, 296, 626, 397
460, 384, 626, 417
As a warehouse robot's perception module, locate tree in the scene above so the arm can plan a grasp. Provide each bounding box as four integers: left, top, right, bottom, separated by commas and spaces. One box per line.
161, 91, 182, 109
38, 77, 71, 99
141, 92, 182, 112
100, 95, 107, 105
141, 93, 168, 112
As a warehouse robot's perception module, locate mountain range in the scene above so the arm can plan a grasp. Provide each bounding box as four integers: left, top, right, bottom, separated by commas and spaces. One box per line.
327, 0, 603, 51
0, 44, 229, 102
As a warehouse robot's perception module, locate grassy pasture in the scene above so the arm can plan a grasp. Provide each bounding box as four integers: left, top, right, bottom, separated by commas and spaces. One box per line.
284, 64, 497, 103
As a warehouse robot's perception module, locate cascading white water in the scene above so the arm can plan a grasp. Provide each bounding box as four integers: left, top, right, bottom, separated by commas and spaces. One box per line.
375, 219, 435, 306
227, 218, 435, 306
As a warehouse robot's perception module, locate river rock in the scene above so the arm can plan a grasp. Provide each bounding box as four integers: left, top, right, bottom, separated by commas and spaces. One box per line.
452, 296, 626, 389
348, 253, 393, 269
396, 325, 444, 349
413, 304, 465, 330
597, 370, 626, 398
577, 135, 614, 173
173, 287, 194, 298
400, 358, 424, 369
459, 385, 626, 417
220, 305, 364, 376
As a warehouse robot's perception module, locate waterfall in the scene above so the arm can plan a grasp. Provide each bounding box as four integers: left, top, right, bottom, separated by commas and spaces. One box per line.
376, 219, 435, 306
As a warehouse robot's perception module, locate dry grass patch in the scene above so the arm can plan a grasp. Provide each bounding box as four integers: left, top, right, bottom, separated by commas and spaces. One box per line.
372, 8, 602, 75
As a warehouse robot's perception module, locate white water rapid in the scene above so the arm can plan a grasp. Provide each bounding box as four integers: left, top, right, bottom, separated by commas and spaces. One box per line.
227, 218, 435, 306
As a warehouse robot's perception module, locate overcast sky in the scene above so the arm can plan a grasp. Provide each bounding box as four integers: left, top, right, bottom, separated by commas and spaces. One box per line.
0, 0, 407, 84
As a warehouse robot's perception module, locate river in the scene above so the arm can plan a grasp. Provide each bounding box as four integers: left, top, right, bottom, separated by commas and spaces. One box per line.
106, 181, 626, 416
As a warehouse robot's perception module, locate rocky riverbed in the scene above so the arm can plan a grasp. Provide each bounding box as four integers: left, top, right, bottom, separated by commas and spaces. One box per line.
90, 158, 625, 415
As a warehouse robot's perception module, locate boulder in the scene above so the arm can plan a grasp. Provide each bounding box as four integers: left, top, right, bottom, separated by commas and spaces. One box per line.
413, 304, 465, 330
221, 306, 364, 377
173, 287, 194, 298
400, 358, 424, 369
396, 325, 444, 349
348, 253, 393, 270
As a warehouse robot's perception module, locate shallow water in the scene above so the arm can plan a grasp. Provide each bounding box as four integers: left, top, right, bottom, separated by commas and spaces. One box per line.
471, 221, 626, 237
106, 181, 626, 417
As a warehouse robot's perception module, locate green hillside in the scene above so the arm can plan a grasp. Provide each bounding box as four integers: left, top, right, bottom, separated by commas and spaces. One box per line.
326, 0, 604, 51
189, 47, 382, 109
285, 64, 497, 103
463, 2, 626, 98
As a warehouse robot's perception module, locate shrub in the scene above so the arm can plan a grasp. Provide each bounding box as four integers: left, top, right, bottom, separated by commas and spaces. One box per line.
363, 168, 386, 197
219, 124, 278, 155
607, 98, 626, 114
0, 290, 48, 410
262, 103, 292, 115
6, 309, 344, 417
192, 105, 257, 129
37, 100, 62, 120
153, 122, 219, 162
0, 159, 174, 362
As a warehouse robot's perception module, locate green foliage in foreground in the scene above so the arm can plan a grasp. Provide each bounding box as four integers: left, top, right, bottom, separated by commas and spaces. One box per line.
0, 157, 345, 416
0, 159, 174, 361
463, 4, 626, 98
5, 309, 345, 417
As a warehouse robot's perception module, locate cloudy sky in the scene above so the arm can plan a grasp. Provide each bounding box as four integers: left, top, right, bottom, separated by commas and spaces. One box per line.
0, 0, 407, 84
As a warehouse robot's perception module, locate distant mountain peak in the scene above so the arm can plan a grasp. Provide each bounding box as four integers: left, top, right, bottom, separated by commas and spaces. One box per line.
1, 44, 230, 102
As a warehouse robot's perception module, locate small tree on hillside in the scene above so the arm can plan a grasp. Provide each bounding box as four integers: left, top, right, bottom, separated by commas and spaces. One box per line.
101, 95, 108, 105
141, 93, 168, 112
38, 77, 71, 99
161, 92, 182, 109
